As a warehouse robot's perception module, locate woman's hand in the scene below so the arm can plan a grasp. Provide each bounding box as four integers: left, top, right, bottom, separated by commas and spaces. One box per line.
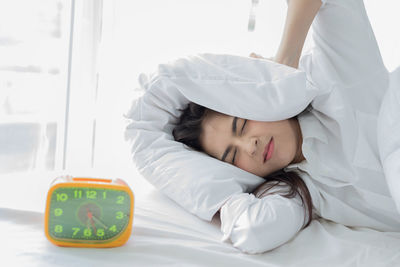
250, 1, 321, 69
249, 53, 273, 61
250, 52, 300, 70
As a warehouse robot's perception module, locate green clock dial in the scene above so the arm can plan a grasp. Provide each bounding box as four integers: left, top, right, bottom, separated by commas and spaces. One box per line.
48, 187, 131, 243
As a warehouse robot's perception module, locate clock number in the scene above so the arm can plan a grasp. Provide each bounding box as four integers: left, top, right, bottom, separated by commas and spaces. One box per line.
84, 228, 92, 237
97, 229, 105, 237
74, 190, 82, 199
109, 225, 117, 232
86, 190, 97, 199
116, 195, 124, 204
72, 227, 80, 236
116, 211, 124, 220
54, 208, 63, 216
56, 193, 68, 202
55, 225, 63, 233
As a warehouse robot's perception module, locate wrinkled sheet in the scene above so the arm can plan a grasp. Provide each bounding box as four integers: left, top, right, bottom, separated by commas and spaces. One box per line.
1, 171, 400, 267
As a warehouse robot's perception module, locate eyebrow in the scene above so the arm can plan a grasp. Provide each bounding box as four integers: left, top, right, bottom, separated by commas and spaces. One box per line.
221, 117, 246, 163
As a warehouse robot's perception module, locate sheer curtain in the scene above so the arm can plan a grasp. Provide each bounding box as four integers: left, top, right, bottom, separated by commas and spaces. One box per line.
0, 0, 103, 175
0, 0, 72, 174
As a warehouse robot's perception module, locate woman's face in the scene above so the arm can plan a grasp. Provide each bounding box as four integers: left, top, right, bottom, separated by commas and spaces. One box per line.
199, 111, 305, 177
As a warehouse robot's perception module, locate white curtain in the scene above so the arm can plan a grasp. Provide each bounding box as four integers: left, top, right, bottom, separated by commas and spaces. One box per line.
0, 0, 72, 174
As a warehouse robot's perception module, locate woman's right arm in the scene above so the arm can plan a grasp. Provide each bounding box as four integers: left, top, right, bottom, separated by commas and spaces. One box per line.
274, 0, 322, 68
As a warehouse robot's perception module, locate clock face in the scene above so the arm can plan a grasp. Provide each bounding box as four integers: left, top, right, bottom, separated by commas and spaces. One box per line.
47, 187, 131, 243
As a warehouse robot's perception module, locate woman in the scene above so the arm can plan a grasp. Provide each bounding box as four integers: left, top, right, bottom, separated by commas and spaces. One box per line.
172, 0, 400, 254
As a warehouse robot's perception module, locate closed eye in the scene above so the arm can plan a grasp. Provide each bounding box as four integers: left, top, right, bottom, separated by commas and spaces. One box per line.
232, 119, 247, 164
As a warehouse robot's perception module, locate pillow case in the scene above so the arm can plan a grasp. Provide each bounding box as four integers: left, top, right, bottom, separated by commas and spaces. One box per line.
124, 53, 319, 221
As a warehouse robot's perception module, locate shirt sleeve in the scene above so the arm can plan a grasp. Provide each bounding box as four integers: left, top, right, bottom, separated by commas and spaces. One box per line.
219, 183, 306, 254
311, 0, 387, 85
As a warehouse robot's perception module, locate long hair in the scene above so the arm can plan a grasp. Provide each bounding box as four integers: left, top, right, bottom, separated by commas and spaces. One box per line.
172, 102, 313, 228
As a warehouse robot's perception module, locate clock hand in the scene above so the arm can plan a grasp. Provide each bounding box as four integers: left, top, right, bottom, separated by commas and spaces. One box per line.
89, 217, 97, 234
87, 209, 97, 234
91, 214, 108, 229
86, 218, 91, 230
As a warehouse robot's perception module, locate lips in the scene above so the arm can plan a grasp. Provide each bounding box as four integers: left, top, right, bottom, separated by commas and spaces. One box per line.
263, 138, 273, 163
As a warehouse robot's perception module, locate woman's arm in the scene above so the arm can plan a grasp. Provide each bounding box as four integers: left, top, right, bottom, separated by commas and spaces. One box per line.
274, 0, 322, 68
220, 185, 306, 254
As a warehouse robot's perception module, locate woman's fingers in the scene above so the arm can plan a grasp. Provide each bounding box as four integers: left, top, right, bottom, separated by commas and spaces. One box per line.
249, 52, 263, 59
249, 53, 274, 61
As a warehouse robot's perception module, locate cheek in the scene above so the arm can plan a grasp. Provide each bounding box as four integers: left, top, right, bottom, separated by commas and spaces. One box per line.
235, 156, 257, 173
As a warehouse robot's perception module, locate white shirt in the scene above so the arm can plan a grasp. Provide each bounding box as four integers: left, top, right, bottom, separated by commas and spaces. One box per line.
220, 0, 400, 254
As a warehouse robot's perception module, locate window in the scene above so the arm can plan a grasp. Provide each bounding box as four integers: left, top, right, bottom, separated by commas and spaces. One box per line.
0, 0, 103, 174
0, 0, 72, 173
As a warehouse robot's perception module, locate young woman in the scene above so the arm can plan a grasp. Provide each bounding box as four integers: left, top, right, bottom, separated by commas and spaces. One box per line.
172, 0, 400, 254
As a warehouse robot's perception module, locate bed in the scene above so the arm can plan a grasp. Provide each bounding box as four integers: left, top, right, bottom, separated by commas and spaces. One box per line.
1, 167, 400, 267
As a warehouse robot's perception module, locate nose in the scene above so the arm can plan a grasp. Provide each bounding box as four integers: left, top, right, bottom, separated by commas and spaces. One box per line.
235, 136, 258, 157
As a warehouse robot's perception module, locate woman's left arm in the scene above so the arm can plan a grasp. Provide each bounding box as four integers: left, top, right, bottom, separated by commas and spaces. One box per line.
274, 0, 322, 68
220, 189, 306, 254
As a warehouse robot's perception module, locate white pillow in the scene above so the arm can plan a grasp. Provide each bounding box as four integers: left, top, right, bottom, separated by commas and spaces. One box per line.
124, 53, 318, 221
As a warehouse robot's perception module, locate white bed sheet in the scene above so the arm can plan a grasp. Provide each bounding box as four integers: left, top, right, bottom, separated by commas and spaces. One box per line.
1, 170, 400, 267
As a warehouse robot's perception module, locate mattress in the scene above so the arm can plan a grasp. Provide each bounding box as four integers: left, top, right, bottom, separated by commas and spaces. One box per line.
1, 170, 400, 267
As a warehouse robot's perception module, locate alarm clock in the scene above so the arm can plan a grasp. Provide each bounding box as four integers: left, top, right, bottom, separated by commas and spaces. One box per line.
44, 176, 134, 248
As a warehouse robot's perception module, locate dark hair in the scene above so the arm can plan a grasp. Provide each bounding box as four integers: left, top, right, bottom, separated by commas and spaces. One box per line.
172, 102, 313, 228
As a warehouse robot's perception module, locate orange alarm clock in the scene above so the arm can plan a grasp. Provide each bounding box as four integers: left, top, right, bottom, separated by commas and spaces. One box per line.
44, 176, 134, 248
